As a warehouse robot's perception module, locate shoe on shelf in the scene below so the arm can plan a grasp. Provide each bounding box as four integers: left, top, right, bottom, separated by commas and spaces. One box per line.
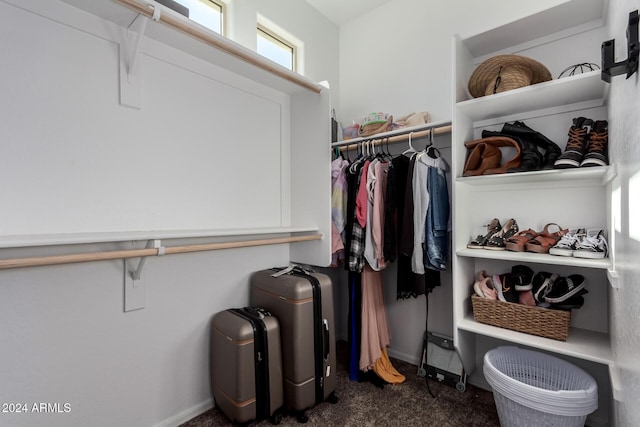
505, 228, 538, 252
500, 121, 562, 170
519, 290, 537, 307
467, 218, 502, 249
473, 270, 497, 299
545, 274, 586, 303
549, 227, 586, 257
550, 289, 589, 310
531, 271, 559, 303
485, 218, 519, 250
580, 120, 609, 167
525, 223, 568, 254
554, 117, 593, 169
511, 264, 534, 291
493, 273, 519, 303
573, 228, 608, 259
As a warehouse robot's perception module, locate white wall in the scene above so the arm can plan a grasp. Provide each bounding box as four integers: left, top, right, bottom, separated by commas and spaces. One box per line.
338, 0, 566, 125
0, 1, 338, 426
337, 0, 572, 366
607, 0, 640, 425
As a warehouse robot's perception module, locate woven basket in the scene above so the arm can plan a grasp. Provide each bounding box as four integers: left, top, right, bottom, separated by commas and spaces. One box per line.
358, 115, 393, 137
471, 295, 570, 341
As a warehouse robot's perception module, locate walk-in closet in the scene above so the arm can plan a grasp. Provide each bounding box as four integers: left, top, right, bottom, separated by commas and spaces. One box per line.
1, 0, 638, 426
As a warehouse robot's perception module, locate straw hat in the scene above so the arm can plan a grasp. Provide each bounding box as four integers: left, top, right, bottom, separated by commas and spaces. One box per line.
468, 55, 552, 98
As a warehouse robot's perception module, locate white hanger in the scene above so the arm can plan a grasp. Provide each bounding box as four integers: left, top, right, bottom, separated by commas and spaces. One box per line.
402, 132, 417, 156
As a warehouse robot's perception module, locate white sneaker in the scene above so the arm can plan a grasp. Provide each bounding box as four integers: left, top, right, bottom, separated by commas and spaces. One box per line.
573, 228, 608, 259
549, 228, 586, 257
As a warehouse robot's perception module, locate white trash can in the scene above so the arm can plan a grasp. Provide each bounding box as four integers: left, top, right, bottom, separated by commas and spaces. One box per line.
483, 347, 598, 427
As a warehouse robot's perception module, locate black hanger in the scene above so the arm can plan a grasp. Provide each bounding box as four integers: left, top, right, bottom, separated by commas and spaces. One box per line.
426, 128, 441, 158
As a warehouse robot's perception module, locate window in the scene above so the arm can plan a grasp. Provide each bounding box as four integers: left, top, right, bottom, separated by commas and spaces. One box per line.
257, 25, 296, 72
173, 0, 225, 35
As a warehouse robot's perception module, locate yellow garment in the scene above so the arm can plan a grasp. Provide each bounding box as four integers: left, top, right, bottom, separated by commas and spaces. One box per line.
373, 348, 406, 384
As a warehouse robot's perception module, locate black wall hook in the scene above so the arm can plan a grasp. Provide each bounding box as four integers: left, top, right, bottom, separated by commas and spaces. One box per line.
601, 10, 639, 82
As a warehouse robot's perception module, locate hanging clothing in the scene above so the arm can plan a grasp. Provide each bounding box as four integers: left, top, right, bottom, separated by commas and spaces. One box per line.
331, 157, 349, 236
364, 159, 389, 271
394, 155, 431, 298
373, 348, 406, 384
334, 136, 451, 384
355, 160, 371, 229
424, 158, 450, 270
359, 264, 391, 371
330, 222, 345, 267
372, 160, 389, 269
383, 156, 406, 264
347, 160, 367, 272
348, 271, 362, 381
411, 154, 430, 275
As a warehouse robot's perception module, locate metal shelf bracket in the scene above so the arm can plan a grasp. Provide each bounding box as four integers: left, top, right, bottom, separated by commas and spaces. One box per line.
601, 10, 639, 82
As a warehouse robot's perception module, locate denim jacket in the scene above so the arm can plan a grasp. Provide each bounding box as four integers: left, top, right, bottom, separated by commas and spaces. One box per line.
423, 159, 449, 270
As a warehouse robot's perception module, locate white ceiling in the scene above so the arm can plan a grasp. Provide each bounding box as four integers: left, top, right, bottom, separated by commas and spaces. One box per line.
304, 0, 392, 26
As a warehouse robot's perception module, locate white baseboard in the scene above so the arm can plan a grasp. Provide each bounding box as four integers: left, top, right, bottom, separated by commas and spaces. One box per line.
153, 398, 213, 427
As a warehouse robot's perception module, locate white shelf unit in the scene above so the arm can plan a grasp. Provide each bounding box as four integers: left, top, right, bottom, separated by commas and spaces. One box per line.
451, 0, 616, 421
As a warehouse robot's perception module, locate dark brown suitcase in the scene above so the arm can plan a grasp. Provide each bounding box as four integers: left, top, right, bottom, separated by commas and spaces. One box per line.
210, 307, 284, 425
250, 266, 338, 422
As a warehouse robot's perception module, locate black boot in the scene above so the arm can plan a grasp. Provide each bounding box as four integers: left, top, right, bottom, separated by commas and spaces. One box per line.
481, 130, 543, 173
501, 121, 561, 169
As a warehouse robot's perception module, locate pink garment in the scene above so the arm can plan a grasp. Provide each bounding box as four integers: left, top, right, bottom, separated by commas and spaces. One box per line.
359, 265, 391, 371
372, 161, 389, 269
355, 160, 371, 229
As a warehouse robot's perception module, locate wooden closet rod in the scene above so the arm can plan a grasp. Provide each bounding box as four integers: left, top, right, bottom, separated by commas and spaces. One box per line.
333, 123, 452, 152
0, 234, 321, 271
115, 0, 323, 93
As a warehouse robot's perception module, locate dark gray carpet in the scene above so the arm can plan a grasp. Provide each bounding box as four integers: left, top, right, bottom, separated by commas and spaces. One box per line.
182, 341, 500, 426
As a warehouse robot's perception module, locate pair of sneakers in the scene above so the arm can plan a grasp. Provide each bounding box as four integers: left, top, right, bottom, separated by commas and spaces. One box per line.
473, 267, 527, 303
532, 271, 588, 308
488, 265, 534, 304
549, 228, 608, 258
554, 117, 608, 168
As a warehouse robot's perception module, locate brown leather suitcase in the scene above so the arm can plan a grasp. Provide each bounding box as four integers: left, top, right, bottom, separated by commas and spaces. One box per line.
210, 307, 283, 424
250, 266, 338, 423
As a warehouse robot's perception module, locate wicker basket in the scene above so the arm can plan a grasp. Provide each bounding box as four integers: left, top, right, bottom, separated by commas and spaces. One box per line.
471, 295, 570, 341
358, 115, 393, 137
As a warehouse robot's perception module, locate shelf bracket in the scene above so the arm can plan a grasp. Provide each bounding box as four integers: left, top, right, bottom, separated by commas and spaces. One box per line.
601, 10, 639, 82
131, 239, 164, 280
124, 239, 163, 312
118, 6, 161, 109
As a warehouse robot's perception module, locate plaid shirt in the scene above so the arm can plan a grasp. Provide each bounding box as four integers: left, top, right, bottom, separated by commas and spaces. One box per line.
348, 161, 366, 272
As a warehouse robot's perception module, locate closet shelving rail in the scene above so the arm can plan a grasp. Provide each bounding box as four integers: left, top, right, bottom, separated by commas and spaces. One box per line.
114, 0, 323, 93
0, 232, 322, 271
330, 120, 452, 151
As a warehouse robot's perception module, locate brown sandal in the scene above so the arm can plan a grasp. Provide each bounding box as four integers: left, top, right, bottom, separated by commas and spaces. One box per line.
525, 223, 568, 254
505, 229, 539, 252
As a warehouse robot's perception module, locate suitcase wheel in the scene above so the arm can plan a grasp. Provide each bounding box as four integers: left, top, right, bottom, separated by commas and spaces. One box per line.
327, 391, 339, 404
293, 410, 309, 424
269, 410, 283, 425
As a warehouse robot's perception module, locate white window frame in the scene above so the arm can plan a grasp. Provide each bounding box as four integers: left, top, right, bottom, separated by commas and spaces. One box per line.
256, 21, 301, 73
173, 0, 226, 36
